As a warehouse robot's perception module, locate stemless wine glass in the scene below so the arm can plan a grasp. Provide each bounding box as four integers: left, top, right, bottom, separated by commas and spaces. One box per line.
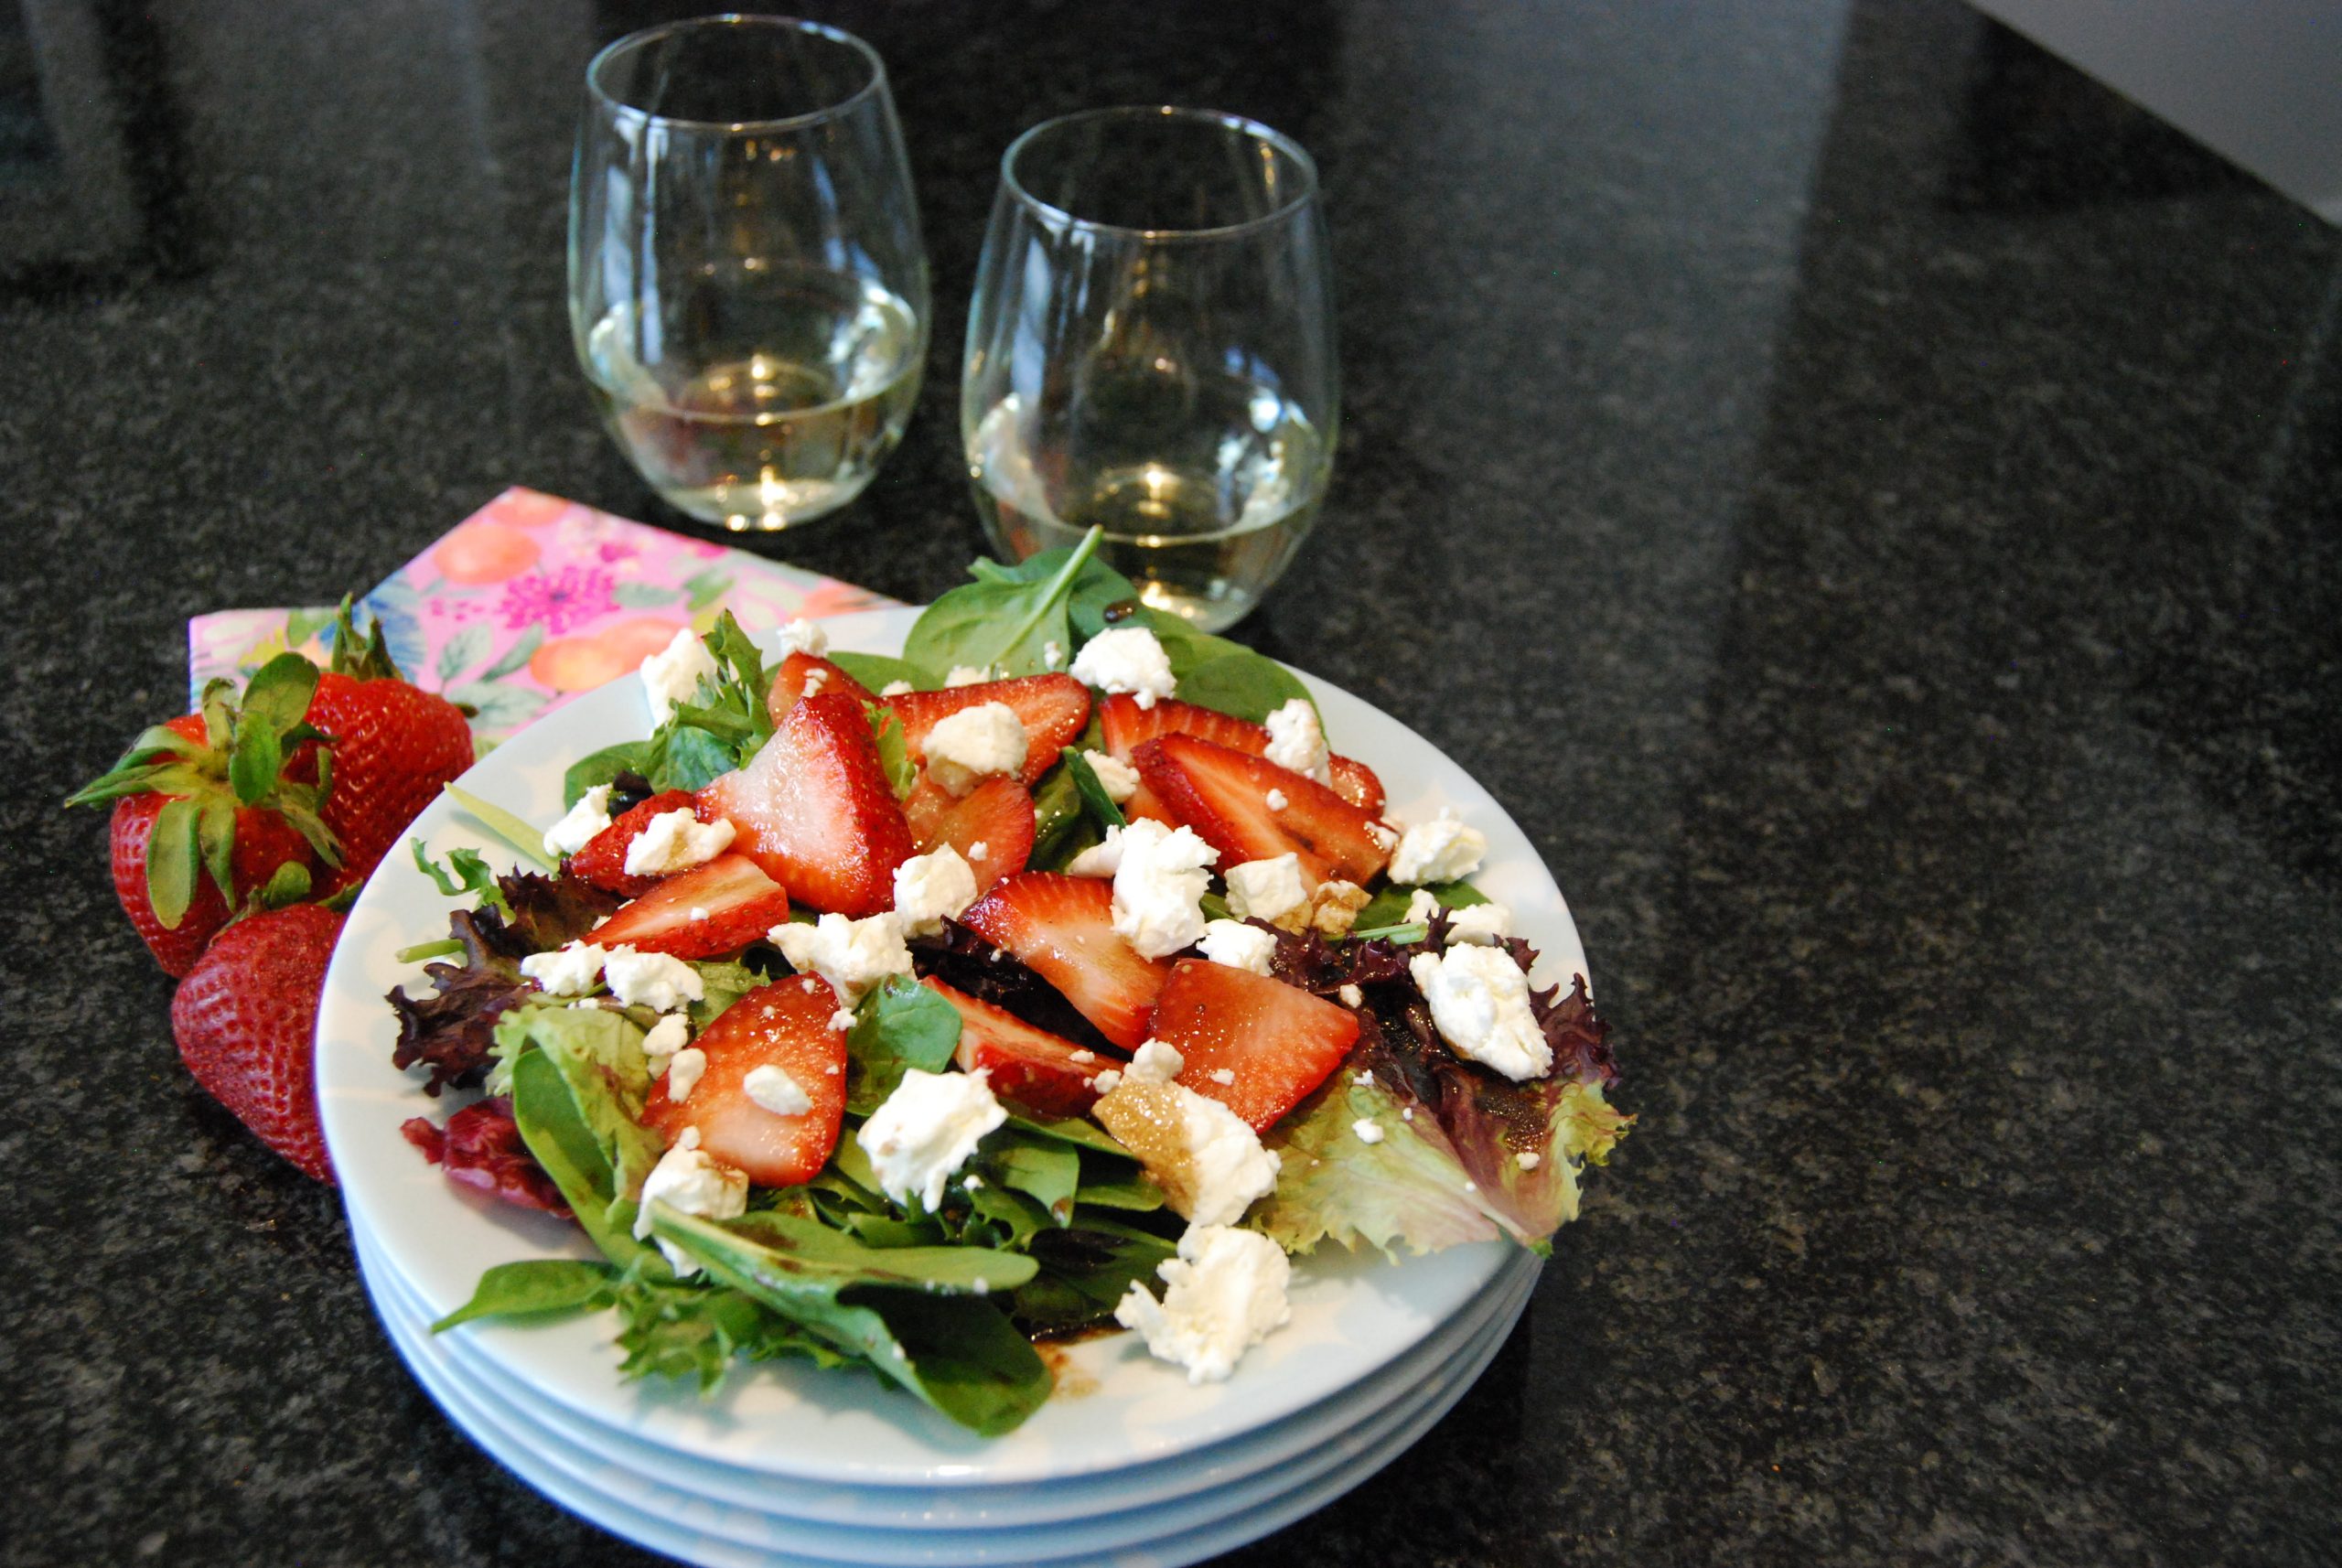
570, 16, 929, 531
962, 107, 1338, 629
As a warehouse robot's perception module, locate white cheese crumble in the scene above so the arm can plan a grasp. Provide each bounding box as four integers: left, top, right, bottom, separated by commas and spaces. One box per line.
878, 680, 915, 698
621, 809, 736, 876
1113, 1225, 1292, 1384
520, 940, 606, 996
829, 1008, 855, 1032
1080, 748, 1141, 802
1129, 1038, 1186, 1083
856, 1069, 1006, 1210
1338, 983, 1364, 1007
1069, 626, 1176, 709
639, 628, 718, 727
543, 785, 612, 858
769, 912, 913, 1005
1404, 887, 1443, 925
641, 1014, 691, 1060
1133, 1079, 1280, 1227
921, 702, 1028, 797
1518, 1150, 1542, 1170
772, 618, 829, 659
1445, 901, 1513, 945
1064, 823, 1123, 878
1209, 1067, 1236, 1085
1044, 640, 1065, 669
1264, 788, 1289, 811
665, 1047, 708, 1102
1408, 946, 1552, 1081
1390, 809, 1488, 885
943, 664, 994, 687
690, 906, 709, 922
1223, 854, 1306, 925
633, 1127, 747, 1274
1197, 918, 1277, 976
1367, 820, 1400, 853
1352, 1118, 1384, 1144
892, 844, 978, 937
1110, 819, 1219, 958
1262, 699, 1331, 783
744, 1064, 813, 1118
968, 841, 988, 862
604, 948, 705, 1013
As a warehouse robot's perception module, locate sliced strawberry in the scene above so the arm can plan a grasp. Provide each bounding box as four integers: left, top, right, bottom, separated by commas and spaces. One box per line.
587, 853, 790, 960
1098, 693, 1385, 812
1131, 734, 1391, 889
900, 777, 1036, 893
697, 691, 915, 917
565, 789, 701, 896
957, 873, 1167, 1051
1146, 957, 1360, 1133
764, 651, 876, 721
925, 977, 1118, 1119
881, 674, 1091, 787
641, 977, 847, 1187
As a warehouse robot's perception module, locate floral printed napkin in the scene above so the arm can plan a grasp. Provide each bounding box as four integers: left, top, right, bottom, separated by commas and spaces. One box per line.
188, 487, 897, 745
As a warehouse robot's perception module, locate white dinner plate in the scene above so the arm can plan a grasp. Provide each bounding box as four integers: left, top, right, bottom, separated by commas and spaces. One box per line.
317, 607, 1588, 1489
358, 1204, 1541, 1530
361, 1226, 1531, 1568
357, 1224, 1536, 1564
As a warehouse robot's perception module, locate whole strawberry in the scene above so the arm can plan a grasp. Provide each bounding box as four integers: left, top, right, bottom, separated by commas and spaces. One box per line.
299, 607, 475, 896
70, 660, 339, 976
169, 902, 345, 1182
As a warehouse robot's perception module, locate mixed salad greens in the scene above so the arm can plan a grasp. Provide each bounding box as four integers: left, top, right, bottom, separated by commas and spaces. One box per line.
387, 532, 1630, 1436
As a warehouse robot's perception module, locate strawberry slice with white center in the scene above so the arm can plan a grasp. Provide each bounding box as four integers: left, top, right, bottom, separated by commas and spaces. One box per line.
881, 673, 1091, 787
1145, 957, 1360, 1132
642, 977, 847, 1187
697, 690, 916, 917
1098, 693, 1387, 815
957, 873, 1168, 1051
1131, 733, 1391, 890
587, 853, 791, 960
764, 651, 876, 720
900, 776, 1036, 893
923, 977, 1120, 1119
565, 789, 702, 897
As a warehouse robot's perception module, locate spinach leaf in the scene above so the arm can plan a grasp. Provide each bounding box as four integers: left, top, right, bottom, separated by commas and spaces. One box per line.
1061, 749, 1127, 832
565, 742, 652, 807
508, 1046, 657, 1270
1011, 1213, 1179, 1337
844, 976, 962, 1113
687, 960, 766, 1031
502, 1006, 661, 1236
829, 651, 937, 693
1025, 760, 1101, 872
904, 528, 1113, 678
976, 1128, 1080, 1226
1350, 877, 1490, 936
433, 1259, 618, 1331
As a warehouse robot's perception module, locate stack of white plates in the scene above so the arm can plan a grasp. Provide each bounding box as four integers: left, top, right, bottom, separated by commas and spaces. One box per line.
317, 609, 1585, 1568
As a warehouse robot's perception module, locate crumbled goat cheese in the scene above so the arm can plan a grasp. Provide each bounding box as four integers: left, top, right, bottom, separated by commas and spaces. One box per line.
1338, 983, 1364, 1007
879, 680, 915, 697
1404, 887, 1443, 925
1209, 1067, 1237, 1085
622, 809, 736, 875
1114, 1225, 1293, 1383
1264, 788, 1289, 811
744, 1064, 813, 1117
1197, 918, 1277, 976
943, 664, 994, 687
641, 1015, 691, 1059
1367, 821, 1400, 852
1130, 1039, 1186, 1083
1111, 819, 1219, 958
892, 844, 978, 937
1445, 901, 1512, 945
1065, 823, 1123, 878
921, 702, 1028, 797
520, 941, 607, 996
665, 1047, 708, 1101
604, 948, 704, 1013
1352, 1119, 1384, 1144
1518, 1150, 1542, 1170
633, 1128, 747, 1274
639, 628, 718, 727
1090, 1069, 1123, 1093
1080, 749, 1142, 802
772, 618, 829, 659
1045, 640, 1065, 669
1390, 809, 1488, 885
1102, 1077, 1279, 1227
769, 912, 914, 1005
1069, 626, 1176, 709
1223, 854, 1306, 926
1262, 699, 1331, 783
1408, 945, 1552, 1081
543, 785, 613, 857
856, 1069, 1006, 1210
968, 841, 988, 862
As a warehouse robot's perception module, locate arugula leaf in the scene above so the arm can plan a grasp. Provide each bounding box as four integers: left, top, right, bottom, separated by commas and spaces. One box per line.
432, 1259, 618, 1331
571, 614, 780, 797
904, 528, 1112, 678
652, 1208, 1049, 1435
829, 651, 936, 693
844, 976, 962, 1113
410, 838, 510, 914
612, 1265, 847, 1390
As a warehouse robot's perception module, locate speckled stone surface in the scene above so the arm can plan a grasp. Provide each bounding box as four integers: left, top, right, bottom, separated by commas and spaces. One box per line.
7, 2, 2338, 1564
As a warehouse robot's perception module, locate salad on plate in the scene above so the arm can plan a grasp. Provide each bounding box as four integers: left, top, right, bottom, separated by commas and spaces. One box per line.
384, 531, 1630, 1437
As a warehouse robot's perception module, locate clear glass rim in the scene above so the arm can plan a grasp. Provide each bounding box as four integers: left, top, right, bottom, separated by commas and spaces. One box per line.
585, 14, 887, 134
1000, 105, 1321, 242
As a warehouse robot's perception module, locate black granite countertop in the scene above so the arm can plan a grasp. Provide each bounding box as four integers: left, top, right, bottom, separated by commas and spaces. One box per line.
8, 2, 2338, 1564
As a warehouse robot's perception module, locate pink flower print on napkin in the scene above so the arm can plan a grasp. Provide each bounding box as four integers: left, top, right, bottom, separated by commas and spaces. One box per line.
498, 565, 618, 634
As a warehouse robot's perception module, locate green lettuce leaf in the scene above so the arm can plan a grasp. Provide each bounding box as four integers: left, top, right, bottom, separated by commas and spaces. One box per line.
904, 529, 1111, 678
433, 1259, 618, 1330
844, 975, 962, 1113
